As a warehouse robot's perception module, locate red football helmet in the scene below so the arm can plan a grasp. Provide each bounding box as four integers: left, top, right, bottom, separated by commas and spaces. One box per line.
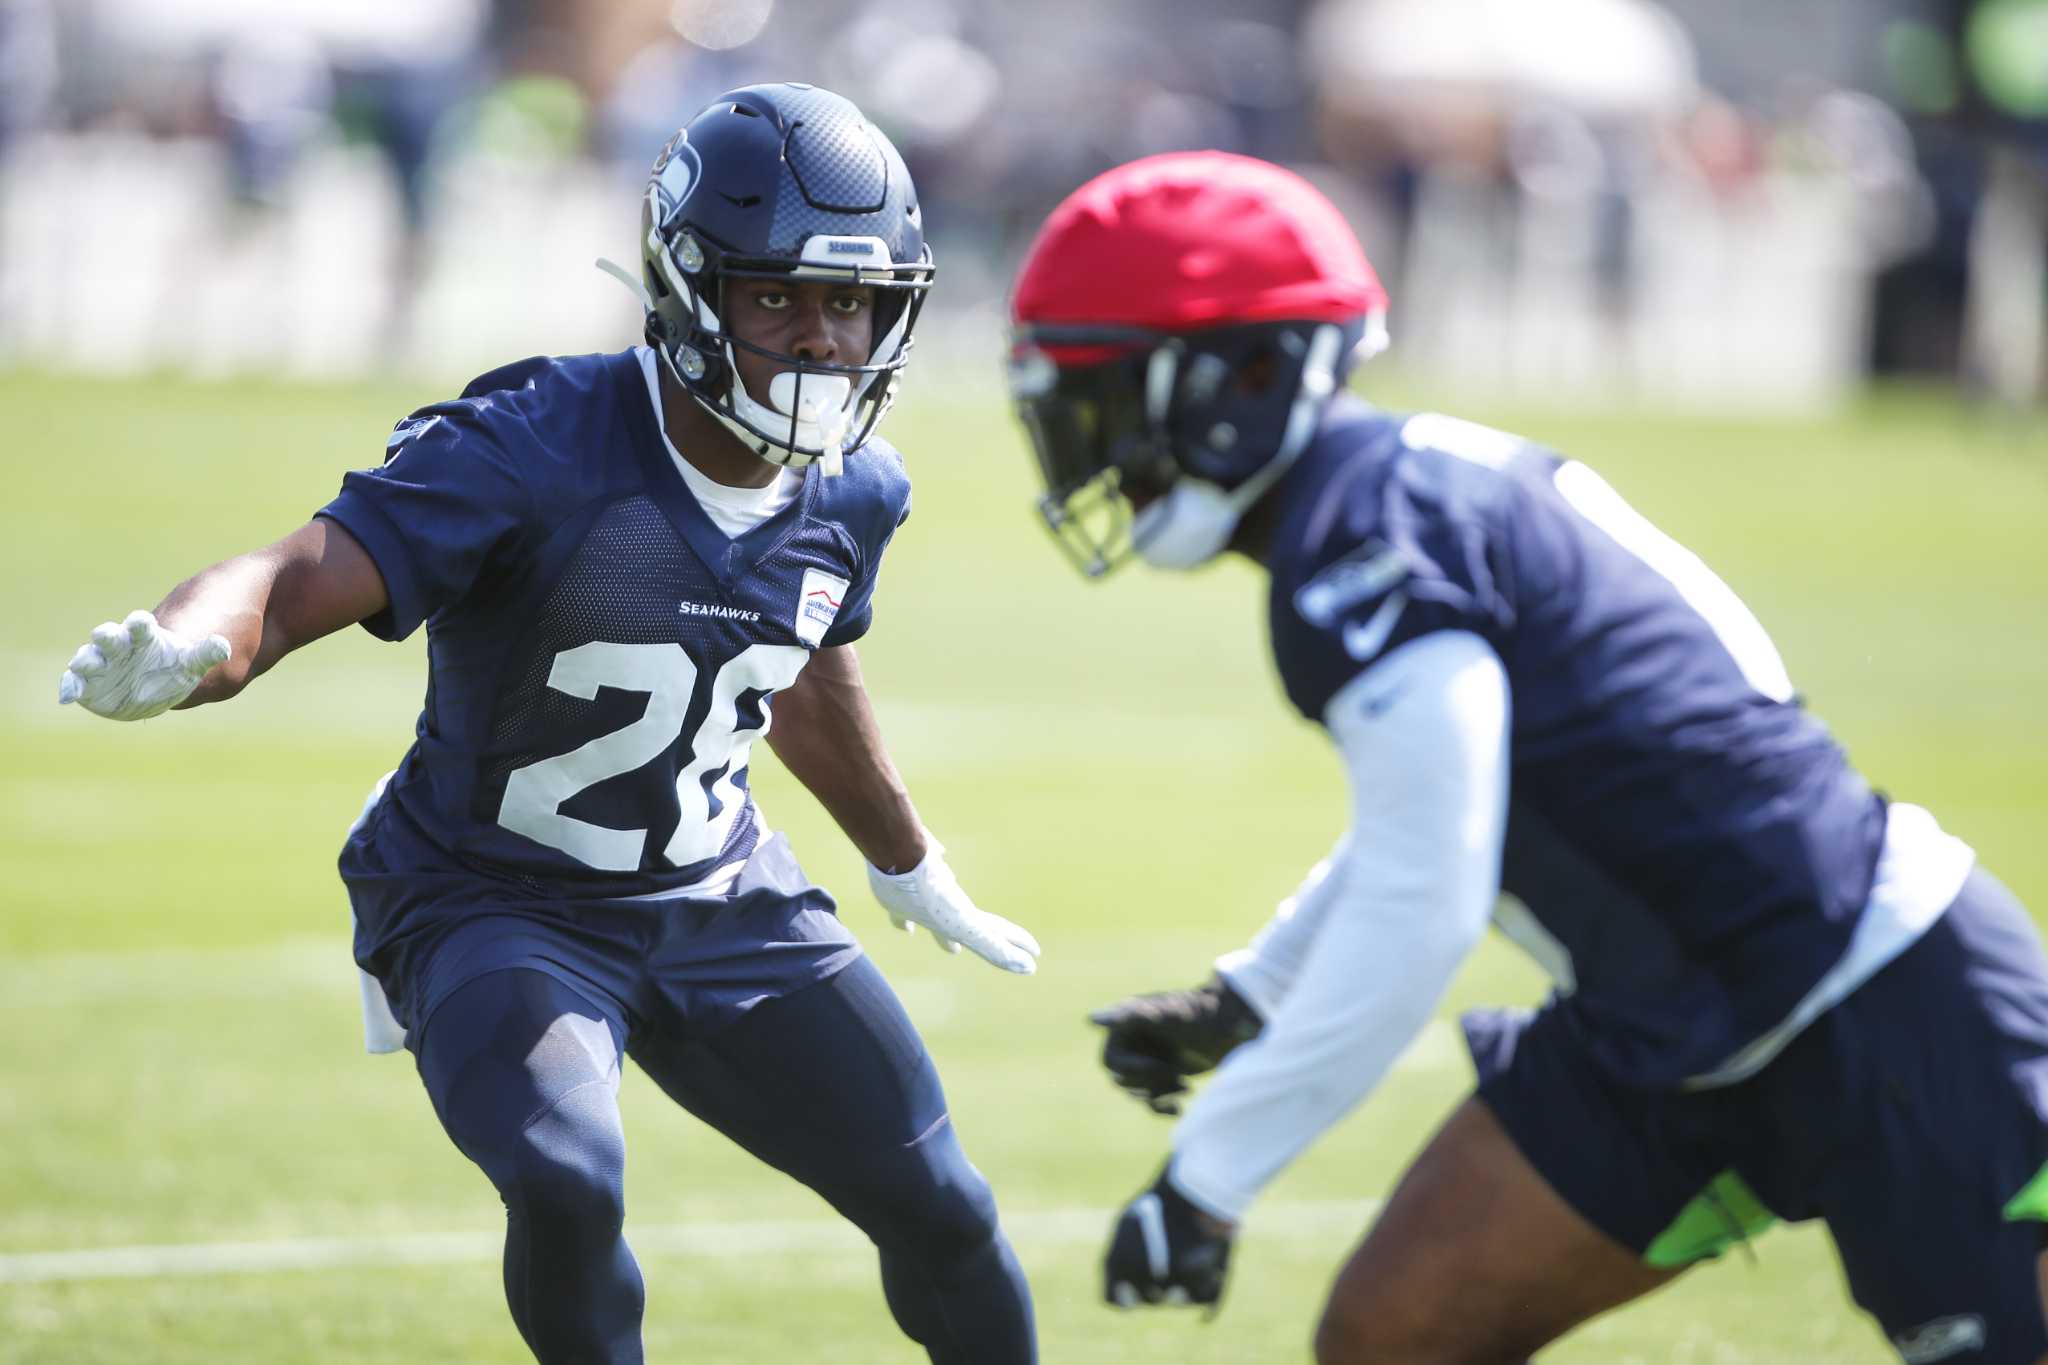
1008, 152, 1388, 576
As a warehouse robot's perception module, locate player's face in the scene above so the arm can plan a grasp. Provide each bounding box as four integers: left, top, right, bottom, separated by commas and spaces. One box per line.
725, 277, 876, 404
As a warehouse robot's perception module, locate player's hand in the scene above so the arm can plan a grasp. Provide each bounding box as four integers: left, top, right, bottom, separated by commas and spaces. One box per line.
1089, 976, 1263, 1115
867, 836, 1040, 975
1104, 1166, 1235, 1313
57, 610, 231, 721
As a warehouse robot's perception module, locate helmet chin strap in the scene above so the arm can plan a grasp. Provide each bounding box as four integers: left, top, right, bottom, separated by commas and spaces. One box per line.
719, 361, 853, 476
1130, 477, 1247, 570
1132, 323, 1343, 571
672, 361, 846, 478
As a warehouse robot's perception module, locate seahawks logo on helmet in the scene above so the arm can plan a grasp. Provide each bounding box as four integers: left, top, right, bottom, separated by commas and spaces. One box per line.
649, 135, 702, 228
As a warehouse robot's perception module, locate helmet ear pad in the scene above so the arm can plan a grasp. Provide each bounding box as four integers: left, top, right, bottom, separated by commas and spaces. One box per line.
641, 239, 734, 398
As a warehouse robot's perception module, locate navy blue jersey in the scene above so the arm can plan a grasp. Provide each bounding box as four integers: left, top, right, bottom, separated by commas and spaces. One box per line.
319, 349, 909, 936
1266, 396, 1888, 1087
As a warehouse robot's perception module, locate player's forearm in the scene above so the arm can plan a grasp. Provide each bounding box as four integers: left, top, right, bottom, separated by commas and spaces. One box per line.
1173, 887, 1480, 1222
161, 520, 388, 708
767, 645, 927, 872
154, 550, 287, 707
790, 729, 926, 873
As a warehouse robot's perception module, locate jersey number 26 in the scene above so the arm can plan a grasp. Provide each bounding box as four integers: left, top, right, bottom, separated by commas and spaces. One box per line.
496, 641, 807, 871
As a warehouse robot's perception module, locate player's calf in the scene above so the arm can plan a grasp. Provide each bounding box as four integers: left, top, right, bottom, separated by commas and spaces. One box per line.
417, 971, 645, 1364
495, 1082, 643, 1363
858, 1114, 1035, 1365
632, 958, 1038, 1363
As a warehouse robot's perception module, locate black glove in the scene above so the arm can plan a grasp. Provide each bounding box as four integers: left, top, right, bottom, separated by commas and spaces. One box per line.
1104, 1166, 1235, 1312
1088, 975, 1263, 1115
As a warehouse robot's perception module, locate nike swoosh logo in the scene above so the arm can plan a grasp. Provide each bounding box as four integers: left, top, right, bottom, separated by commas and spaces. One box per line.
1342, 591, 1408, 661
1359, 684, 1408, 717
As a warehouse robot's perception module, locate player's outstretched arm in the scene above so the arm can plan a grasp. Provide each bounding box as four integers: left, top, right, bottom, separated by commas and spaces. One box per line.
766, 643, 1040, 974
58, 519, 388, 719
1100, 632, 1511, 1313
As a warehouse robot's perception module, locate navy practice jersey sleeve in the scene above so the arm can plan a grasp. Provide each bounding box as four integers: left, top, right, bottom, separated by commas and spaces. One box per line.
318, 402, 536, 642
1268, 403, 1519, 722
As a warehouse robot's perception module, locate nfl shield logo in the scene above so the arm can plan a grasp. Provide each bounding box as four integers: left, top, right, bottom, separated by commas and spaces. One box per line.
794, 569, 850, 647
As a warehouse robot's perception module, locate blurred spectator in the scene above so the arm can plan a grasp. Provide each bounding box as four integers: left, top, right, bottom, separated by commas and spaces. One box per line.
1966, 140, 2047, 406
0, 0, 2035, 406
0, 0, 55, 347
1951, 0, 2048, 406
310, 1, 489, 358
1867, 1, 2048, 404
599, 20, 783, 177
1304, 0, 1703, 401
0, 0, 54, 149
209, 31, 334, 209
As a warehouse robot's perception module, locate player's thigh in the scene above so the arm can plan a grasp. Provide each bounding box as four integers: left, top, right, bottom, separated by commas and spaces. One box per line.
413, 967, 628, 1177
632, 955, 949, 1170
630, 956, 987, 1235
1318, 1095, 1681, 1365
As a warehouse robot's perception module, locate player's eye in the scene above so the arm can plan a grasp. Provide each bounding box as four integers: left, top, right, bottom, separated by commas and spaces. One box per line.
751, 290, 790, 311
830, 294, 870, 316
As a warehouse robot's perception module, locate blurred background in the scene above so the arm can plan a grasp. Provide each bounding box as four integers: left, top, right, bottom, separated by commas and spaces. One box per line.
3, 2, 2046, 1362
2, 0, 2045, 409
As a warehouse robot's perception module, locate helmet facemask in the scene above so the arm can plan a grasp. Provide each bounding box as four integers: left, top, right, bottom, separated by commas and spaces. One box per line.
642, 201, 933, 474
1011, 318, 1367, 576
1009, 330, 1170, 577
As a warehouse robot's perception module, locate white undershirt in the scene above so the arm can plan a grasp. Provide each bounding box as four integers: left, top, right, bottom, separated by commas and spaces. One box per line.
638, 346, 798, 537
1174, 629, 1973, 1223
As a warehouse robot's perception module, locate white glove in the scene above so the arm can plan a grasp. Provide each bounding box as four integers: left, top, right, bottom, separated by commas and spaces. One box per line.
867, 836, 1041, 975
58, 610, 231, 721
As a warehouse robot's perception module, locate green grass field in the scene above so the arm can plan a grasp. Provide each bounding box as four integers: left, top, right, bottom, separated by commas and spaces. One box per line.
3, 363, 2045, 1363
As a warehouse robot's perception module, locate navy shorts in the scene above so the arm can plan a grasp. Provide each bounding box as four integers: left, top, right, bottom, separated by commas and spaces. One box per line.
1469, 867, 2048, 1362
354, 830, 862, 1046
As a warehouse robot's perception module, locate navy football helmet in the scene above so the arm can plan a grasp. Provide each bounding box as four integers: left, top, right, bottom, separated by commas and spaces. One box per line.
620, 83, 934, 470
